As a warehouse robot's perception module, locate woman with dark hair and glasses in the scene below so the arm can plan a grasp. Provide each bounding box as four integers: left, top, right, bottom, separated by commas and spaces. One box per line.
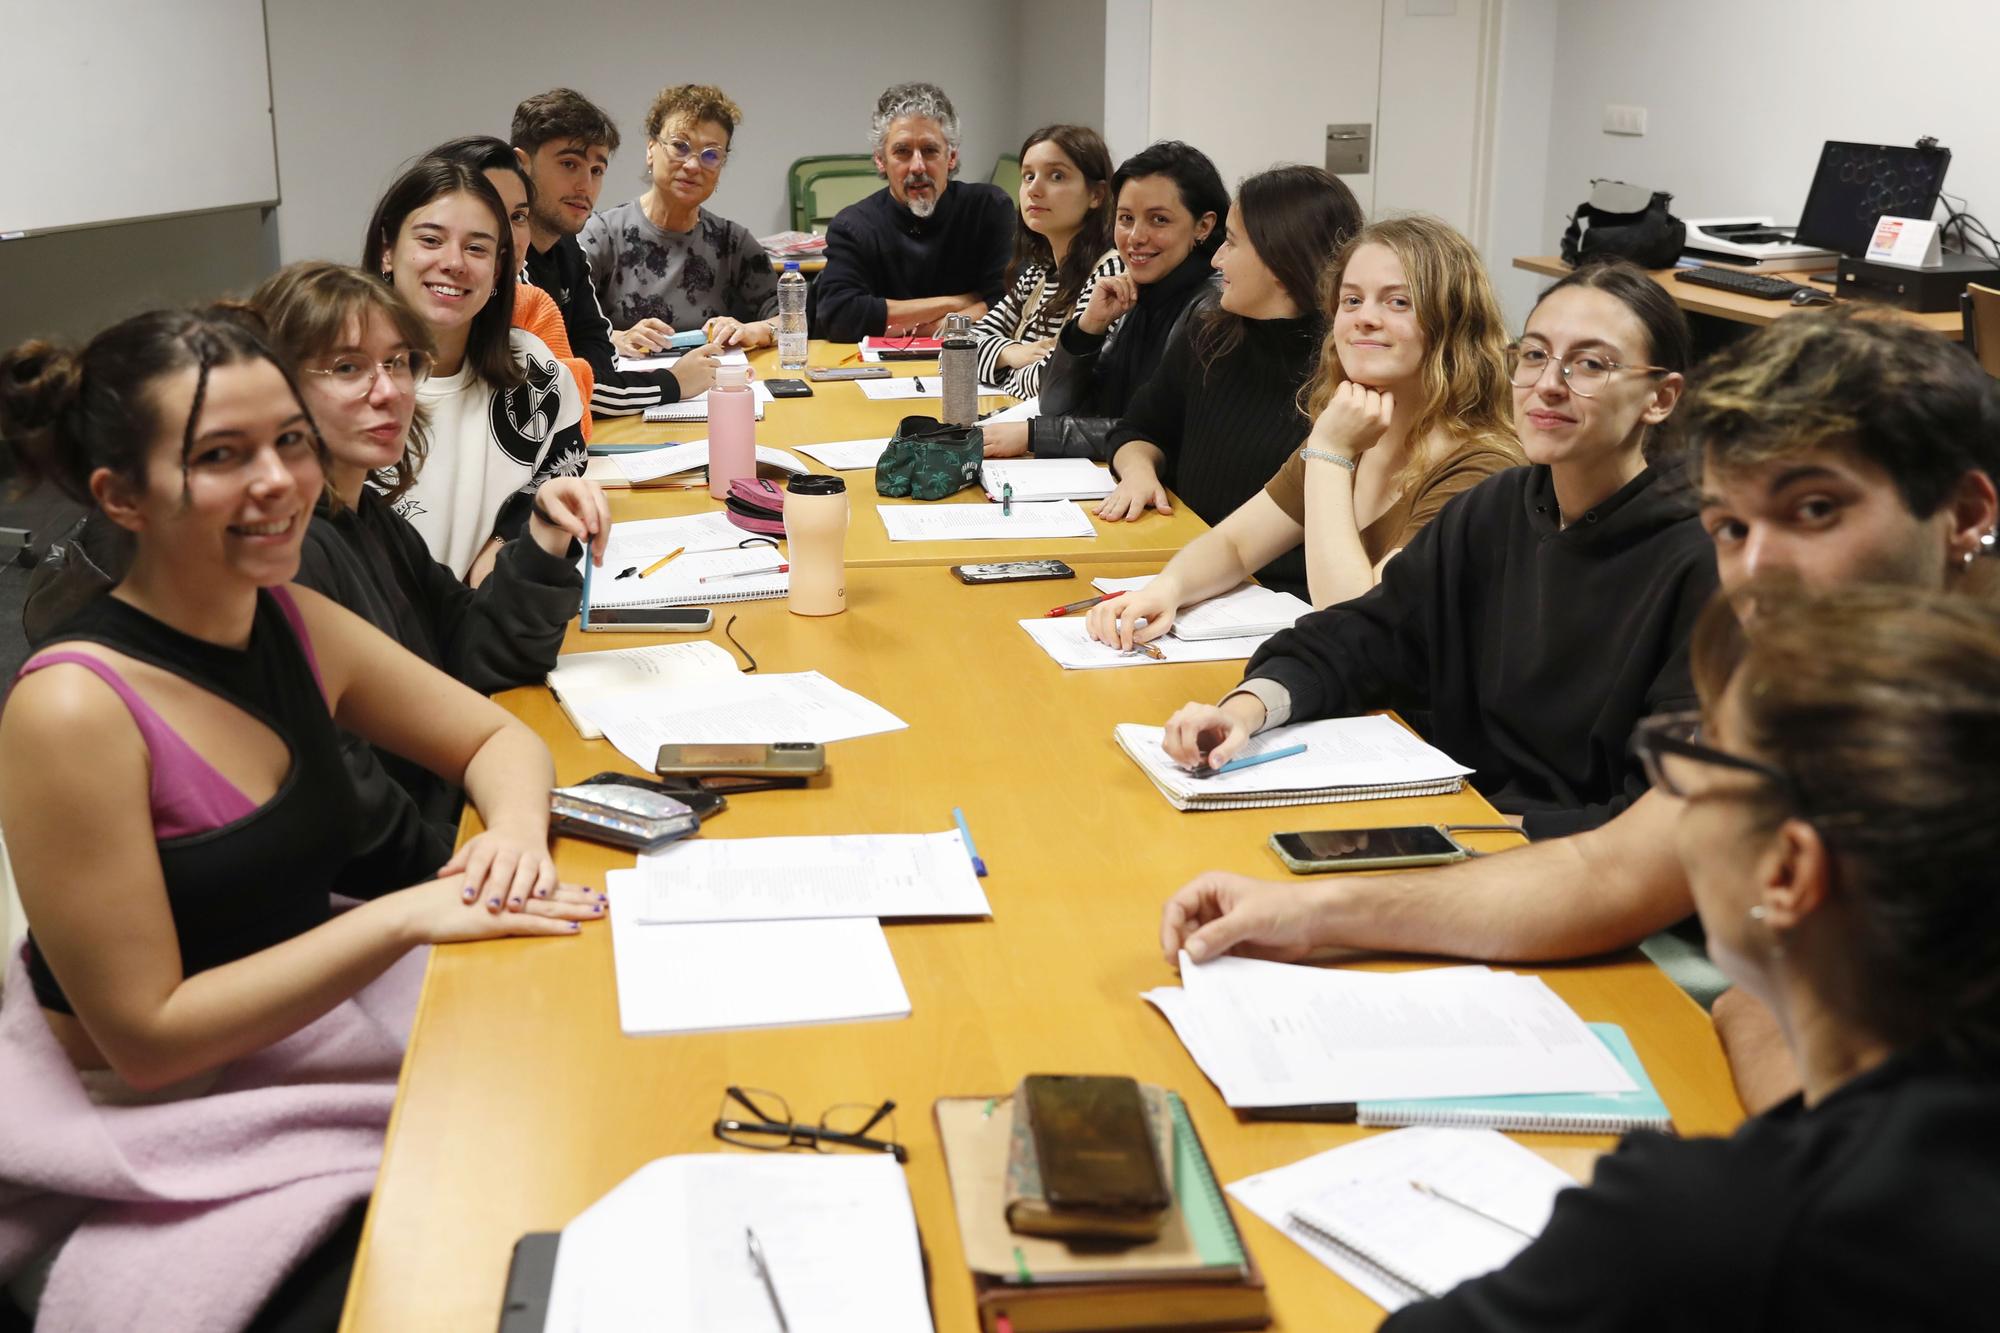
579, 83, 781, 356
1095, 165, 1364, 596
1156, 259, 1715, 836
362, 156, 588, 585
1384, 583, 2000, 1330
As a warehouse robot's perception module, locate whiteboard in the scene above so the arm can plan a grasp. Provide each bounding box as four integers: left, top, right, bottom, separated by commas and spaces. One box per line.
0, 0, 279, 236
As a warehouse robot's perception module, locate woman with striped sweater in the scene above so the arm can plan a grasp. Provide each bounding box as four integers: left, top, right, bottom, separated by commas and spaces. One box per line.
970, 125, 1122, 400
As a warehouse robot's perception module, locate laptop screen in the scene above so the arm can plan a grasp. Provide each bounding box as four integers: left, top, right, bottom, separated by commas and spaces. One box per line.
1793, 141, 1952, 257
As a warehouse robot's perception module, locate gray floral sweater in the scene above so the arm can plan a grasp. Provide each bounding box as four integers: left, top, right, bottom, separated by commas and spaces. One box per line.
579, 200, 780, 333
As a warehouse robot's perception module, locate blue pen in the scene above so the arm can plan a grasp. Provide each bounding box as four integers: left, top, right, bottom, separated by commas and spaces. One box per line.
1193, 742, 1308, 779
951, 807, 988, 877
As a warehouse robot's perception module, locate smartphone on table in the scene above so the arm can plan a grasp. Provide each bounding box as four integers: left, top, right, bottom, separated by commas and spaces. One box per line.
766, 378, 814, 398
950, 559, 1076, 585
581, 607, 714, 633
655, 741, 827, 777
1268, 825, 1471, 874
1022, 1074, 1170, 1214
806, 365, 891, 381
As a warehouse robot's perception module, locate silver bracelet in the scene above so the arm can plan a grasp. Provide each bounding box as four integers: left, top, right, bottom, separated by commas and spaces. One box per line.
1299, 446, 1358, 472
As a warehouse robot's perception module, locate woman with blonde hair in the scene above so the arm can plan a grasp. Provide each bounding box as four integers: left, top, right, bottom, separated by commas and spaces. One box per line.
1142, 258, 1715, 836
1091, 215, 1521, 635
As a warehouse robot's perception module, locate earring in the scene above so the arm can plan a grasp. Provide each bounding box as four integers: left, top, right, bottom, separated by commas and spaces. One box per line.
1748, 905, 1767, 922
1748, 904, 1786, 960
1965, 549, 1979, 568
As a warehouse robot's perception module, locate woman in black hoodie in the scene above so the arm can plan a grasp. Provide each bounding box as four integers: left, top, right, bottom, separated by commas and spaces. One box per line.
979, 141, 1229, 462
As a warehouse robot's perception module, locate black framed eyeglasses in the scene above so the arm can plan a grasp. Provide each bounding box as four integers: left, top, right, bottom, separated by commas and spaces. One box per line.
1506, 342, 1667, 397
1632, 710, 1799, 802
714, 1086, 907, 1163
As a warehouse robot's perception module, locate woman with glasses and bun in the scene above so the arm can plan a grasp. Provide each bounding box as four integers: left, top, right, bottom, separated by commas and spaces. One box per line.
0, 309, 602, 1330
1149, 259, 1715, 837
579, 83, 780, 356
257, 260, 608, 888
1384, 583, 2000, 1331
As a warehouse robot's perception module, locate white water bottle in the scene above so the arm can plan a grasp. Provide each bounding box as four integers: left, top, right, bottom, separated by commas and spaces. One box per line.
777, 261, 808, 371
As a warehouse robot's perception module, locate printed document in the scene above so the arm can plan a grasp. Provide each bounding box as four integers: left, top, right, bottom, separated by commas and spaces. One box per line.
878, 500, 1096, 542
620, 831, 990, 923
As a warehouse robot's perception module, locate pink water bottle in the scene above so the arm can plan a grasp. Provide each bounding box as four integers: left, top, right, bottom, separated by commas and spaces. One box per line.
707, 365, 755, 500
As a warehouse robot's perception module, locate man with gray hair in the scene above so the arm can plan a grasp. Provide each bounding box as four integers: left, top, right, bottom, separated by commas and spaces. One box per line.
813, 81, 1015, 342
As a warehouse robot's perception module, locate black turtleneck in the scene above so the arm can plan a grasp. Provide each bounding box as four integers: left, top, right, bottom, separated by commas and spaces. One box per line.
811, 181, 1017, 342
1107, 302, 1323, 595
1240, 465, 1719, 836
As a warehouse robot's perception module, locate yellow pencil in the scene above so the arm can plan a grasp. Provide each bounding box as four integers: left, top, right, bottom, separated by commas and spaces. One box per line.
639, 547, 686, 577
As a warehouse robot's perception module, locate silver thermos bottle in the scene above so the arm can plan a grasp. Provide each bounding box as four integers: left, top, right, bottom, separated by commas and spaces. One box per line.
939, 312, 978, 427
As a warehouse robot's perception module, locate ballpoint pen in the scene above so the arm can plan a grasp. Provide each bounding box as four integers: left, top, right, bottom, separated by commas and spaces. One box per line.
638, 547, 686, 577
1002, 481, 1013, 517
1126, 640, 1165, 661
1190, 742, 1307, 778
745, 1227, 792, 1333
1047, 590, 1121, 617
700, 563, 791, 583
1409, 1180, 1535, 1238
951, 806, 987, 876
913, 375, 926, 393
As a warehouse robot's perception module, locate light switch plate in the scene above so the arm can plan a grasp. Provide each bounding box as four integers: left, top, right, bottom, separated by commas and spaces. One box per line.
1602, 104, 1648, 137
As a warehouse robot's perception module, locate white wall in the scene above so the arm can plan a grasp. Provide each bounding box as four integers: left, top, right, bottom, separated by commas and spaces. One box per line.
1484, 0, 1558, 326
1101, 0, 1152, 162
1537, 0, 2000, 277
1011, 0, 1109, 148
1374, 0, 1499, 232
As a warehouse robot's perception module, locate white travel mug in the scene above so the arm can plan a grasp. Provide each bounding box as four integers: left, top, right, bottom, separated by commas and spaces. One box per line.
785, 474, 848, 616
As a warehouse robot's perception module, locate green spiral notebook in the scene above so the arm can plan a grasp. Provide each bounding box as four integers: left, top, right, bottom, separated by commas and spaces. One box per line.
1356, 1023, 1673, 1134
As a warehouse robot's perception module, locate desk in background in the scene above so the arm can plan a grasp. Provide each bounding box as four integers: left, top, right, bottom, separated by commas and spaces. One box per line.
1513, 255, 1965, 340
339, 560, 1744, 1333
589, 343, 1213, 568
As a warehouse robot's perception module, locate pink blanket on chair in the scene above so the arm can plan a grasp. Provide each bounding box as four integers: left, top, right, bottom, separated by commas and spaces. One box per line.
0, 944, 425, 1332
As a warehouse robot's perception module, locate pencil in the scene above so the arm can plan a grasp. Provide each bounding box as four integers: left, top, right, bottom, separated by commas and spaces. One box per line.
639, 547, 686, 577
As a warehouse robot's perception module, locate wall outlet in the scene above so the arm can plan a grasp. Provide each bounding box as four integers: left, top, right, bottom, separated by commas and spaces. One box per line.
1602, 104, 1648, 137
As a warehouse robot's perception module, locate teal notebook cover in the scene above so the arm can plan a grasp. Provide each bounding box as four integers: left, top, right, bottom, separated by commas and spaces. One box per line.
1166, 1092, 1250, 1266
1356, 1023, 1673, 1134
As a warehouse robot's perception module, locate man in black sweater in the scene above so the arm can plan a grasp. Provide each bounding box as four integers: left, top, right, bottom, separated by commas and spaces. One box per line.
509, 88, 719, 416
812, 82, 1015, 343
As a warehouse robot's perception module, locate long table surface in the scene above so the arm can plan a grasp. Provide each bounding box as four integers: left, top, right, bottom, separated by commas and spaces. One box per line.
340, 556, 1745, 1331
586, 342, 1214, 567
1513, 254, 1964, 339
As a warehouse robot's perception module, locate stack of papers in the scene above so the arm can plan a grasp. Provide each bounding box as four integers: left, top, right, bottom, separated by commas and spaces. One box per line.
547, 1155, 932, 1331
576, 670, 908, 771
590, 512, 764, 564
1115, 714, 1472, 811
614, 348, 752, 372
980, 457, 1114, 503
546, 640, 741, 740
1145, 954, 1638, 1109
795, 437, 891, 470
878, 500, 1096, 542
1090, 575, 1312, 641
1229, 1129, 1577, 1312
586, 439, 807, 484
1019, 617, 1269, 669
613, 832, 990, 923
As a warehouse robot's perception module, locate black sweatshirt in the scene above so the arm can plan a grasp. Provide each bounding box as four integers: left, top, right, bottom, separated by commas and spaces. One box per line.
524, 232, 682, 416
1384, 1044, 2000, 1332
295, 491, 582, 890
1106, 304, 1322, 596
812, 182, 1016, 342
1030, 259, 1218, 462
1239, 465, 1717, 836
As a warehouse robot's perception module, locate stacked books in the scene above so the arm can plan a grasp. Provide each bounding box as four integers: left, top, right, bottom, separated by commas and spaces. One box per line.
937, 1087, 1270, 1332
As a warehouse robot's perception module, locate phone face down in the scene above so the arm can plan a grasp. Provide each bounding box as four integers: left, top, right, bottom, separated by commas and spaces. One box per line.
766, 378, 815, 398
805, 365, 891, 381
654, 741, 827, 777
583, 607, 714, 633
950, 560, 1076, 584
1023, 1074, 1170, 1214
1268, 825, 1469, 873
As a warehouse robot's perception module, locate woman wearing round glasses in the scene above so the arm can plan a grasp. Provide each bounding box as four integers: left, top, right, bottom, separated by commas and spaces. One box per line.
1385, 583, 2000, 1329
260, 261, 606, 886
1153, 258, 1716, 837
580, 84, 781, 356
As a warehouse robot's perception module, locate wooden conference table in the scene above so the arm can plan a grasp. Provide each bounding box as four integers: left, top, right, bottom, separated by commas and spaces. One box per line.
340, 348, 1744, 1332
1513, 254, 1965, 339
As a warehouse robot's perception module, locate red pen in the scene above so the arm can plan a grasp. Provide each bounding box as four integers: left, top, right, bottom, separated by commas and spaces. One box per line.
700, 564, 790, 583
1046, 590, 1122, 618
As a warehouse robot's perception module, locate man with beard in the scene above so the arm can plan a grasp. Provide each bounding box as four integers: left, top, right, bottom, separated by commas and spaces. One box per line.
813, 82, 1016, 343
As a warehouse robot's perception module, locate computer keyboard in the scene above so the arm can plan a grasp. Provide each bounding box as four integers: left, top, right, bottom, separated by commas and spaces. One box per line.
1673, 266, 1812, 301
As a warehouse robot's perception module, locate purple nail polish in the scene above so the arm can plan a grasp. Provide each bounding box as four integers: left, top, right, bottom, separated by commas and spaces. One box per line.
488, 897, 501, 908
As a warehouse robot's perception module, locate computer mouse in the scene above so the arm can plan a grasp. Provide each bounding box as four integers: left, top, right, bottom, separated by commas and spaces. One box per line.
1790, 288, 1834, 306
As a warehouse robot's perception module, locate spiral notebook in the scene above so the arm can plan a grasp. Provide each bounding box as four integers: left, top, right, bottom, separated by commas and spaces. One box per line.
583, 546, 787, 612
1114, 715, 1470, 812
1357, 1024, 1673, 1134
